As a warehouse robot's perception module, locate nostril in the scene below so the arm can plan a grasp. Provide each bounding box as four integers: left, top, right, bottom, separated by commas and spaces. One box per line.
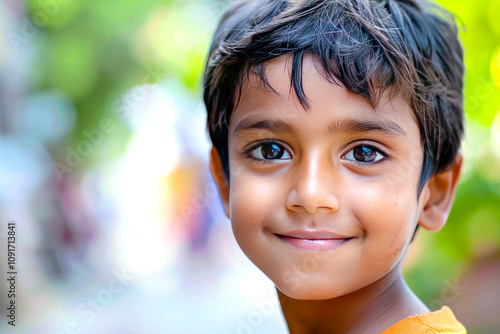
286, 190, 340, 213
285, 172, 341, 213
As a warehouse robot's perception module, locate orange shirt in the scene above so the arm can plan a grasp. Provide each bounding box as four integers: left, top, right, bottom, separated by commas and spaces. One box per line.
381, 306, 466, 333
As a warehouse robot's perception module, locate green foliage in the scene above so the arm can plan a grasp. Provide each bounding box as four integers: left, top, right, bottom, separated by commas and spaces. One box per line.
406, 0, 500, 308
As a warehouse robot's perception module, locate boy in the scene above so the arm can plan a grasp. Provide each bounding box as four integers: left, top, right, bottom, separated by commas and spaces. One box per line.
203, 0, 466, 332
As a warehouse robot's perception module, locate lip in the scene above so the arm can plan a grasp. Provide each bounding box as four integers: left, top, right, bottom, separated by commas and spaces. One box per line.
275, 229, 353, 251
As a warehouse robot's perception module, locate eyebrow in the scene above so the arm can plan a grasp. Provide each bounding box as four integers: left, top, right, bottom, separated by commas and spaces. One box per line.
326, 118, 406, 137
233, 117, 406, 137
233, 118, 294, 135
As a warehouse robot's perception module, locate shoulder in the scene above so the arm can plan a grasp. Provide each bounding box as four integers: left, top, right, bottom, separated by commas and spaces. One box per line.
381, 306, 467, 334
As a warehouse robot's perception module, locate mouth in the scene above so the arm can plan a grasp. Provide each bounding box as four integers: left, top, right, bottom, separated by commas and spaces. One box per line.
275, 230, 353, 251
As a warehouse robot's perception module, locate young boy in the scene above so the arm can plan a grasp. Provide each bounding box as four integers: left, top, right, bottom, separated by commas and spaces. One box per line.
203, 0, 466, 332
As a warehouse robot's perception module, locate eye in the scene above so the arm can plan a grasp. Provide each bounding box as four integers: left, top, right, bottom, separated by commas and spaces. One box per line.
248, 142, 292, 161
342, 144, 385, 164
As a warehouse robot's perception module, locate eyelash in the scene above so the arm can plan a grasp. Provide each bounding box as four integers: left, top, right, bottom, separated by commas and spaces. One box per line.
341, 142, 388, 166
242, 140, 292, 164
241, 140, 388, 165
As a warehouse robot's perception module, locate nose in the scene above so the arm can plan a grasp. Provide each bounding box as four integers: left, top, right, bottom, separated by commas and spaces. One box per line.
285, 154, 340, 214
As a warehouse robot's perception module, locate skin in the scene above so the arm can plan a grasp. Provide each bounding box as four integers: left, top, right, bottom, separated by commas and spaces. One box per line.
210, 55, 463, 333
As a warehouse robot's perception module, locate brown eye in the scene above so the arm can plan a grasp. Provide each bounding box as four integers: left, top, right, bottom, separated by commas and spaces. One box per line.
353, 146, 377, 162
342, 144, 385, 164
261, 143, 284, 159
248, 142, 292, 161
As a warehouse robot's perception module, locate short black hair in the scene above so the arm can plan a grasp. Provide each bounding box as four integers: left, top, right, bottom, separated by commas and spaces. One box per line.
203, 0, 464, 193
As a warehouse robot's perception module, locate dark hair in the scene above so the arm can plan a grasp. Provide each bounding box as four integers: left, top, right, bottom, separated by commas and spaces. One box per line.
203, 0, 464, 193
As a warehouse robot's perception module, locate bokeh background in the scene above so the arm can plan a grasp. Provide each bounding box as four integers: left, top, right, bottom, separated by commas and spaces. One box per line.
0, 0, 499, 333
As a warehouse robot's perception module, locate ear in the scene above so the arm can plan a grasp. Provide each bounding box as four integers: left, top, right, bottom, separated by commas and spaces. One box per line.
418, 153, 463, 231
209, 147, 230, 218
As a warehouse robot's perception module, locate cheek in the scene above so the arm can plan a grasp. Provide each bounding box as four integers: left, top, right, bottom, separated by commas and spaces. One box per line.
375, 217, 411, 271
229, 173, 280, 217
228, 171, 281, 245
349, 178, 418, 270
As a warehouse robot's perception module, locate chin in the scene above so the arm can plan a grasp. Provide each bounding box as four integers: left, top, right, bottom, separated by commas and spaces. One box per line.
275, 281, 348, 301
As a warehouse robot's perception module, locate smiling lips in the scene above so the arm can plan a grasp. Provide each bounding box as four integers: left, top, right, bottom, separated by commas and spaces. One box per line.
276, 230, 352, 251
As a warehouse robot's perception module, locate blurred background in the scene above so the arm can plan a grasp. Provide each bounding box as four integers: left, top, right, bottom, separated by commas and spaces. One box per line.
0, 0, 498, 333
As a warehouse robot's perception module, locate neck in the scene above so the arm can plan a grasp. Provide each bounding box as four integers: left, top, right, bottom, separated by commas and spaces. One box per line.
277, 269, 429, 334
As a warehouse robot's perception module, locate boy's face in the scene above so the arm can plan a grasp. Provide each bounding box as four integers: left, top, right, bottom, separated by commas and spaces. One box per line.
212, 56, 432, 300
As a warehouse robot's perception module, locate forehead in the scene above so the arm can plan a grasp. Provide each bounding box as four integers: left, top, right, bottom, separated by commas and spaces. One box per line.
229, 56, 419, 138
